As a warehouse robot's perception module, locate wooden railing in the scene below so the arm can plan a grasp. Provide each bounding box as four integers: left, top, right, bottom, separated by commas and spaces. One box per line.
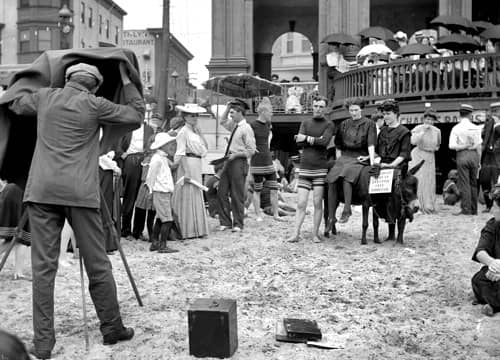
332, 53, 500, 108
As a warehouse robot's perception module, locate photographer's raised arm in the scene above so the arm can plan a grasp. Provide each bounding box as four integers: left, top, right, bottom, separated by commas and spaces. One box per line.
8, 91, 40, 117
97, 62, 145, 126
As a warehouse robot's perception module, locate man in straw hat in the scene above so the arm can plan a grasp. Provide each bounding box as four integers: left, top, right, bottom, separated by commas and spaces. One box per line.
7, 62, 144, 359
217, 99, 256, 232
449, 104, 482, 216
480, 101, 500, 212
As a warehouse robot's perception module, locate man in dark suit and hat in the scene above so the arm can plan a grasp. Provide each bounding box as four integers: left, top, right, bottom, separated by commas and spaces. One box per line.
7, 62, 144, 359
480, 101, 500, 212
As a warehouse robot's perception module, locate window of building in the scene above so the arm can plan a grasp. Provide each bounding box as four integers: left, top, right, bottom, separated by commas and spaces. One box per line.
99, 15, 102, 34
37, 28, 51, 51
88, 7, 93, 27
115, 26, 119, 43
81, 39, 85, 48
106, 20, 109, 38
20, 0, 30, 7
38, 0, 51, 6
286, 33, 293, 54
81, 2, 85, 24
19, 30, 30, 53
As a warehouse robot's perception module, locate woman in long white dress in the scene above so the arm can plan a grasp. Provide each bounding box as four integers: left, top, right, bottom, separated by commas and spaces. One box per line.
409, 108, 441, 214
171, 104, 209, 239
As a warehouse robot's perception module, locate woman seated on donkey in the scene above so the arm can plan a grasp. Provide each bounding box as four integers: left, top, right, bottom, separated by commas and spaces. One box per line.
326, 98, 377, 228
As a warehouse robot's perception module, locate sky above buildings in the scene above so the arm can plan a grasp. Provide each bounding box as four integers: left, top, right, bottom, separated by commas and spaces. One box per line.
114, 0, 211, 87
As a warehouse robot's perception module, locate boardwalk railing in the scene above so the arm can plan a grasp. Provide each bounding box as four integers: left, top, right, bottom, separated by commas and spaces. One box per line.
332, 53, 500, 108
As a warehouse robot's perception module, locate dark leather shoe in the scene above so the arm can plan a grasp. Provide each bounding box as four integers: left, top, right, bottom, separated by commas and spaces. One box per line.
103, 327, 135, 345
29, 346, 51, 359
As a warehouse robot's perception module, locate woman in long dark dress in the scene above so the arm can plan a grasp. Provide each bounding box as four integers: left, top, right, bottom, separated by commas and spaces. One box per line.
326, 98, 377, 227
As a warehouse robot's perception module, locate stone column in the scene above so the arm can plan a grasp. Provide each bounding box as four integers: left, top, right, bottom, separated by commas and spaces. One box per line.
318, 0, 369, 97
254, 53, 273, 80
439, 0, 472, 18
207, 0, 250, 77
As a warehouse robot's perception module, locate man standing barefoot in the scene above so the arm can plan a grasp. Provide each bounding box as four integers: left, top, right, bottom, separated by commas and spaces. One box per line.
287, 96, 335, 243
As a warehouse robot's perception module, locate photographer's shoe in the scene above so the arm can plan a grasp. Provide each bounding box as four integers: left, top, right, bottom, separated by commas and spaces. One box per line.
103, 327, 135, 345
28, 346, 51, 359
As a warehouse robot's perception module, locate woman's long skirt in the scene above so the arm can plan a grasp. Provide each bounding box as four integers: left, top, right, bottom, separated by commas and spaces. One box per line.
409, 147, 436, 214
172, 157, 209, 239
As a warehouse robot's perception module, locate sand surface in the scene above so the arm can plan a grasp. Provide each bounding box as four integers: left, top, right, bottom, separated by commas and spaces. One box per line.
1, 195, 500, 359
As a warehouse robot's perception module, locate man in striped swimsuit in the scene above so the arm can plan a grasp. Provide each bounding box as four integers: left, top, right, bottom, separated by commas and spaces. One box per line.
287, 96, 335, 243
250, 97, 281, 221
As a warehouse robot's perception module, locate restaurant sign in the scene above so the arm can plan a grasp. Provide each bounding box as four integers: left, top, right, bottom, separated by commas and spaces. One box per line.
399, 110, 486, 125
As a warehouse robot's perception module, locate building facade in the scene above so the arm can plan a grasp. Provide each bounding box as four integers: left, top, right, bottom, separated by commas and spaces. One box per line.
123, 29, 195, 105
271, 32, 314, 82
208, 0, 500, 87
0, 0, 126, 65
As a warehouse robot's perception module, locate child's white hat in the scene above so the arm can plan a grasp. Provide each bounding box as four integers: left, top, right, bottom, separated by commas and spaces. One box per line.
151, 132, 176, 150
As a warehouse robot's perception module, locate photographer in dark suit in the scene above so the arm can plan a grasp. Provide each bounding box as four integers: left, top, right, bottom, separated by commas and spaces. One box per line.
8, 62, 144, 359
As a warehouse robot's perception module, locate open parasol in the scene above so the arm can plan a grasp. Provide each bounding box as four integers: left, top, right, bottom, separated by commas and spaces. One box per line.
357, 44, 393, 58
473, 21, 494, 32
480, 25, 500, 41
395, 43, 439, 57
202, 73, 282, 99
321, 33, 359, 46
435, 34, 481, 52
430, 15, 477, 34
358, 26, 394, 41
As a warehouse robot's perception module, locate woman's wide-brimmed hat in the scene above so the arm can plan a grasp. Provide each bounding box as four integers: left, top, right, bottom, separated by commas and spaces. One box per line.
176, 103, 207, 114
151, 132, 176, 150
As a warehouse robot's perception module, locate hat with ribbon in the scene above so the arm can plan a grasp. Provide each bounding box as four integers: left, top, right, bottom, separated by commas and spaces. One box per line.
65, 63, 104, 87
460, 104, 474, 113
175, 103, 207, 114
228, 98, 250, 112
490, 101, 500, 110
150, 132, 177, 150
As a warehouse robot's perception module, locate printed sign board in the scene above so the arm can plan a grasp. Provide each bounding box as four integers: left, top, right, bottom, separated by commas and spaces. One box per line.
369, 169, 394, 194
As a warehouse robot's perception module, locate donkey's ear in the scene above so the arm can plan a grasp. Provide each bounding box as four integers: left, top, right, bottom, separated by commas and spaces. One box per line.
408, 160, 425, 175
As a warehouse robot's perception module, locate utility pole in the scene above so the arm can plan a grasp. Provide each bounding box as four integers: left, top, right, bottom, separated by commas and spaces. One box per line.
158, 0, 170, 123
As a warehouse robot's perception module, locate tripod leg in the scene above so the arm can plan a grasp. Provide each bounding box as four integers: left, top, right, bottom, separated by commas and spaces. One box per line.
0, 239, 18, 273
0, 210, 30, 274
100, 191, 143, 307
79, 254, 90, 351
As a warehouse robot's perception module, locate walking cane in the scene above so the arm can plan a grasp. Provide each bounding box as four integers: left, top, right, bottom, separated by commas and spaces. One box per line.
0, 211, 29, 273
78, 252, 90, 351
100, 191, 143, 307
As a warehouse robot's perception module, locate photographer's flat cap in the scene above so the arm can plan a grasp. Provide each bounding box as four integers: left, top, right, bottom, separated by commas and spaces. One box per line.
65, 63, 104, 87
460, 103, 474, 113
228, 98, 250, 111
490, 101, 500, 109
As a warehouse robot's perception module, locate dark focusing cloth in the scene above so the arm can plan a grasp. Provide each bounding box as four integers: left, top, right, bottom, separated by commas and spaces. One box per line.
327, 116, 377, 184
376, 124, 411, 175
0, 183, 30, 245
471, 218, 500, 311
0, 47, 145, 188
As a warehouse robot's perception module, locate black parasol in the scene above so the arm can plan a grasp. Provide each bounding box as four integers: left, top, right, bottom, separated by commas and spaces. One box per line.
202, 73, 282, 99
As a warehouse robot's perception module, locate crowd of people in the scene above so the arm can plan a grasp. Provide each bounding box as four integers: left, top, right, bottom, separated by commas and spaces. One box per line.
5, 56, 500, 360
